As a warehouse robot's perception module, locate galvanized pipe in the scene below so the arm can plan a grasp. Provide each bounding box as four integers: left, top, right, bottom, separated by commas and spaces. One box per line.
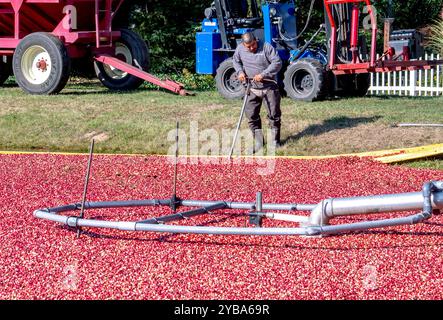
396, 123, 443, 128
34, 209, 429, 237
137, 202, 227, 224
78, 200, 172, 209
309, 190, 443, 226
307, 213, 428, 236
180, 200, 316, 211
256, 192, 263, 213
332, 191, 443, 215
61, 200, 315, 212
33, 181, 443, 237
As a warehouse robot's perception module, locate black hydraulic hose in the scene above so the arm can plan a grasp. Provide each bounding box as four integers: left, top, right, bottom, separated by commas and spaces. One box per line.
278, 0, 316, 42
292, 24, 325, 61
295, 0, 316, 40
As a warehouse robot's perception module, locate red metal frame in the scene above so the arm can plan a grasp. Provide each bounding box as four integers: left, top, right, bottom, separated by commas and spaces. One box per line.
94, 55, 190, 96
0, 0, 120, 46
0, 0, 188, 95
323, 0, 443, 75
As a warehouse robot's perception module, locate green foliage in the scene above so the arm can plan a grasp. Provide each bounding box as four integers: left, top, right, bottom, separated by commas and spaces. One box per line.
130, 1, 207, 74
428, 18, 443, 55
374, 0, 442, 29
143, 71, 215, 91
297, 0, 443, 40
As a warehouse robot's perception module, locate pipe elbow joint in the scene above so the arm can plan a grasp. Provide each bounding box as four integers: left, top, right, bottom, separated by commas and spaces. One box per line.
422, 181, 443, 217
308, 199, 333, 227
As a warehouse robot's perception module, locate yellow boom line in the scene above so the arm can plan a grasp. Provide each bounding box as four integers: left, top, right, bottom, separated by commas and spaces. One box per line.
0, 143, 442, 164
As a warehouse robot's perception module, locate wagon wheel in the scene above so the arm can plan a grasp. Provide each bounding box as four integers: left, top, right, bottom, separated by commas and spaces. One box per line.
94, 29, 150, 91
0, 56, 12, 86
13, 33, 70, 95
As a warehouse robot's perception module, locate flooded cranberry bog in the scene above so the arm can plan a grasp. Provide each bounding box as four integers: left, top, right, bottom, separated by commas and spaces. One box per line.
1, 153, 442, 299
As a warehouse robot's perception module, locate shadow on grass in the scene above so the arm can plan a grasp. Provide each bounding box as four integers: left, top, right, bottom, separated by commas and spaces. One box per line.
58, 86, 198, 97
59, 89, 138, 96
2, 82, 19, 88
367, 94, 443, 101
59, 88, 164, 96
283, 115, 383, 145
5, 77, 207, 95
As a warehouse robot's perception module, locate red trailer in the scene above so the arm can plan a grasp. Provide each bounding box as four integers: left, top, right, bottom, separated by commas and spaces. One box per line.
0, 0, 188, 95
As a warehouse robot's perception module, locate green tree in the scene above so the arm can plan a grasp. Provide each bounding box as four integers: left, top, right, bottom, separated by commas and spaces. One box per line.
130, 0, 208, 74
375, 0, 443, 29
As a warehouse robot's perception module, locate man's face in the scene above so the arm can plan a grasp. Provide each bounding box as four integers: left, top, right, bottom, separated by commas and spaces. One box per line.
243, 40, 258, 53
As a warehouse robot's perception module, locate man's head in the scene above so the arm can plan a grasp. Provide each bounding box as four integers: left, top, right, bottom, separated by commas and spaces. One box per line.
242, 32, 258, 53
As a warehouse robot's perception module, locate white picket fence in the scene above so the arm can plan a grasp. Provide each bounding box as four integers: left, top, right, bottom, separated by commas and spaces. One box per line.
369, 53, 443, 96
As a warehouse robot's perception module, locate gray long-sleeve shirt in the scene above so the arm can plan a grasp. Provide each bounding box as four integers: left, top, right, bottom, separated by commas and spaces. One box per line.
233, 41, 282, 89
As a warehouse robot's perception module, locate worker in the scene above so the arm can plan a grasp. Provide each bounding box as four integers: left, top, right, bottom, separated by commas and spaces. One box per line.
233, 32, 283, 154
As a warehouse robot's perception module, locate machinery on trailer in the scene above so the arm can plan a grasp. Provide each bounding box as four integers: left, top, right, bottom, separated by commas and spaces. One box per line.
0, 0, 188, 95
196, 0, 443, 101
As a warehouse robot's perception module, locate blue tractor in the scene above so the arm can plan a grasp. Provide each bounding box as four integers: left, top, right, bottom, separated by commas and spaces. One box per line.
196, 0, 374, 102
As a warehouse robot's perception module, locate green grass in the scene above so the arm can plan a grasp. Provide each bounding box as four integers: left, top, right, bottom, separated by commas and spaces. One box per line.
0, 79, 442, 170
400, 157, 443, 170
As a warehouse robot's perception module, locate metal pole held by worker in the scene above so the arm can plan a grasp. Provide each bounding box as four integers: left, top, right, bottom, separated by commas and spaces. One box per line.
228, 80, 252, 159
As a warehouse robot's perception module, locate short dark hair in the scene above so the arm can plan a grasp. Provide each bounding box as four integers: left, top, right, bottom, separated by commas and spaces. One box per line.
242, 32, 256, 44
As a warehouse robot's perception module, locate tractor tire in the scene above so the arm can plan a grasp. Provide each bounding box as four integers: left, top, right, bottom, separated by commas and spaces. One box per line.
283, 58, 328, 102
335, 73, 370, 97
13, 33, 70, 95
354, 73, 371, 97
0, 56, 12, 85
215, 58, 245, 100
94, 29, 150, 91
334, 74, 355, 97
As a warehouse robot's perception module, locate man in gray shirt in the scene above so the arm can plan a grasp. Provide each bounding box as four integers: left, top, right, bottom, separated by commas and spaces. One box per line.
233, 32, 283, 153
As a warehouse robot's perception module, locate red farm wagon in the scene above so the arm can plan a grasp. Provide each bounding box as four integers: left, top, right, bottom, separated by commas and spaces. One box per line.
0, 0, 187, 95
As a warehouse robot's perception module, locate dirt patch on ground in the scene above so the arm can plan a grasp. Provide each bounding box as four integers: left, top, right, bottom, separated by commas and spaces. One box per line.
189, 104, 226, 120
321, 124, 442, 152
283, 122, 443, 155
83, 131, 109, 142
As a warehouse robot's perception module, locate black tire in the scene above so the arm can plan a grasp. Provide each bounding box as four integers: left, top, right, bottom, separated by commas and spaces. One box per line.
13, 32, 70, 94
215, 58, 245, 99
94, 29, 150, 91
0, 56, 12, 85
335, 73, 370, 97
283, 58, 328, 102
354, 73, 371, 97
334, 74, 355, 97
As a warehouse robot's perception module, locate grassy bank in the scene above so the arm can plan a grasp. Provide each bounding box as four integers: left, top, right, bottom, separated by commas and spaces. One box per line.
0, 80, 442, 169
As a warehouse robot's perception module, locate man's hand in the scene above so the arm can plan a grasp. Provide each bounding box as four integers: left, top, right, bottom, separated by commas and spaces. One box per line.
253, 74, 264, 83
238, 73, 246, 83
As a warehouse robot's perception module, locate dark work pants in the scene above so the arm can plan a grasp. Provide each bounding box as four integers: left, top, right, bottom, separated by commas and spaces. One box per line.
245, 88, 282, 131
